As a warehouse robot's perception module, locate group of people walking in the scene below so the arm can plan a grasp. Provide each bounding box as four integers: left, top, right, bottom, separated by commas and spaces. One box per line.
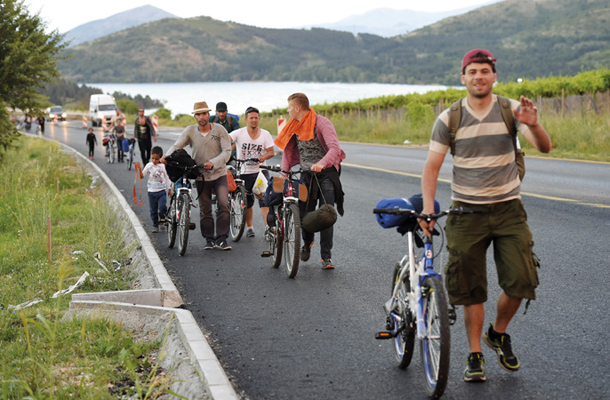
158, 94, 345, 267
85, 106, 156, 163
106, 48, 551, 388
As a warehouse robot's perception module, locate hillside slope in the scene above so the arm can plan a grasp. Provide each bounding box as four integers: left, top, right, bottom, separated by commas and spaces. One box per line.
59, 0, 610, 84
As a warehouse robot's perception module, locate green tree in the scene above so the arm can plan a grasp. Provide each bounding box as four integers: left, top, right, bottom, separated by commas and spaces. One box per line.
0, 0, 67, 151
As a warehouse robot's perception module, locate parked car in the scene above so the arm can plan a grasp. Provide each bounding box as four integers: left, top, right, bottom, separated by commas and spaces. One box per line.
47, 106, 67, 122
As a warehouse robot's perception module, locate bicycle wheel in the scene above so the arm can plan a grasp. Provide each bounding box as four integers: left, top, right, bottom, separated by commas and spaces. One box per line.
283, 203, 301, 278
229, 185, 247, 242
177, 193, 190, 256
110, 145, 115, 163
270, 209, 283, 268
420, 276, 450, 399
167, 195, 177, 248
391, 263, 415, 369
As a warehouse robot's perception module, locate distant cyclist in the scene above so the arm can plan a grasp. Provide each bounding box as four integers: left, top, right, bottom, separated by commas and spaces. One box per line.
419, 49, 552, 383
112, 118, 126, 162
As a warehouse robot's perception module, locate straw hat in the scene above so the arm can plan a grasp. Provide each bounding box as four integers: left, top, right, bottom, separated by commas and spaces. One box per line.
192, 101, 212, 114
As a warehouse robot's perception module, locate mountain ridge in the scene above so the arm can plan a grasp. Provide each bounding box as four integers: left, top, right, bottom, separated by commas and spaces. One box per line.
300, 1, 503, 37
64, 5, 179, 47
59, 0, 610, 85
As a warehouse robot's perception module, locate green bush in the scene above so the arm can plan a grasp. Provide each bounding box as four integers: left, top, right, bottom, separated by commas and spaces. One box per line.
154, 108, 172, 119
116, 99, 139, 115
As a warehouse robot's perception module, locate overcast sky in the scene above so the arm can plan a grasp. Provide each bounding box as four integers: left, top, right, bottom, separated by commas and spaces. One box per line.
24, 0, 498, 33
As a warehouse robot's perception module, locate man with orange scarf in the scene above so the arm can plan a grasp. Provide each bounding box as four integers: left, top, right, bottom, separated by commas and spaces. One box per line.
274, 93, 345, 270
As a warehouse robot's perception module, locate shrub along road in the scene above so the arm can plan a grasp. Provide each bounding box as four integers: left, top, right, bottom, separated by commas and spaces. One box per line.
44, 120, 610, 399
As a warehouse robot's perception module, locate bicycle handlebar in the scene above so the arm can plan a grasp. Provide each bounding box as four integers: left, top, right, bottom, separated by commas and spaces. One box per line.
373, 206, 474, 222
230, 156, 262, 164
259, 164, 308, 176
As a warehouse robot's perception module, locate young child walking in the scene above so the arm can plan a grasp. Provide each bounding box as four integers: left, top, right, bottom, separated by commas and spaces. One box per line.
136, 146, 171, 233
86, 128, 97, 160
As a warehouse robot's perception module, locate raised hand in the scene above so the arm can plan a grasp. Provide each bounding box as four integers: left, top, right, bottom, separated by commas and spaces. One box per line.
513, 95, 539, 127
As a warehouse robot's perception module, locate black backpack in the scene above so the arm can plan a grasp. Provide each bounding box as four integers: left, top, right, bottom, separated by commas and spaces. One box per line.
165, 149, 199, 181
448, 96, 525, 181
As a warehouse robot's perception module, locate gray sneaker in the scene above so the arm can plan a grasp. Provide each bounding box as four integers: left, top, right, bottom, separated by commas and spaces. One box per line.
247, 228, 255, 237
204, 240, 216, 250
152, 226, 159, 233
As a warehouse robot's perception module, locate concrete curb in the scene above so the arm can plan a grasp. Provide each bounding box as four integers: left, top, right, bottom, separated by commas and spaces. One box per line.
69, 300, 238, 400
30, 134, 239, 400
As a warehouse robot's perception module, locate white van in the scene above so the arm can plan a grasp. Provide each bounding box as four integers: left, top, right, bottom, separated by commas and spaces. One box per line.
89, 94, 117, 127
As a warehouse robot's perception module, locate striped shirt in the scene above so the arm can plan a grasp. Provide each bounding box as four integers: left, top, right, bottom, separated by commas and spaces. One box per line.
429, 95, 530, 204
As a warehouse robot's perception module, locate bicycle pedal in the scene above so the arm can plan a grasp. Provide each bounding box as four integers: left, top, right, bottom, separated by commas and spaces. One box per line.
448, 305, 457, 326
375, 331, 394, 340
260, 251, 272, 258
189, 223, 196, 230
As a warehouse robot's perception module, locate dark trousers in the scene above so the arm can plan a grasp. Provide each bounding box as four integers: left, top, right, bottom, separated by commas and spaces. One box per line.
196, 175, 230, 241
301, 175, 336, 259
88, 143, 95, 157
138, 138, 152, 165
148, 190, 167, 227
116, 138, 124, 161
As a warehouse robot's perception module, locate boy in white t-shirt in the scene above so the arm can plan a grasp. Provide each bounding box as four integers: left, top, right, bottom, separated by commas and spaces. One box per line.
136, 146, 171, 233
228, 106, 275, 238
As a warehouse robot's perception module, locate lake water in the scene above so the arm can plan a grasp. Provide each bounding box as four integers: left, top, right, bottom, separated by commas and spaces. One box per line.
89, 81, 452, 117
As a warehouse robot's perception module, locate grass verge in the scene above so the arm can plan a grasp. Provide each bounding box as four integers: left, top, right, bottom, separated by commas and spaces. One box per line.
0, 136, 181, 399
258, 107, 610, 162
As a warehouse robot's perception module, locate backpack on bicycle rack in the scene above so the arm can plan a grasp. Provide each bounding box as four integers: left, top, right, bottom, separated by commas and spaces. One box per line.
262, 176, 307, 207
263, 177, 285, 207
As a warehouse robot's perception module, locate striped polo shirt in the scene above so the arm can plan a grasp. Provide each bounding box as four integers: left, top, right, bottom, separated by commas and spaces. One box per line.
429, 94, 530, 204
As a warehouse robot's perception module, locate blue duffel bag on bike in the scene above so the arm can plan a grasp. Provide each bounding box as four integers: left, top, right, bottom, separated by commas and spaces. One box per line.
375, 194, 440, 230
122, 139, 130, 153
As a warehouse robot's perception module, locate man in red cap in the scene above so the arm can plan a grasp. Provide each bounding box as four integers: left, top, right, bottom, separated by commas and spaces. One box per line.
419, 49, 552, 383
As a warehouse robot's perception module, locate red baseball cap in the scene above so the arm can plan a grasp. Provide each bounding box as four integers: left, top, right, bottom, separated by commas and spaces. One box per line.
462, 49, 496, 72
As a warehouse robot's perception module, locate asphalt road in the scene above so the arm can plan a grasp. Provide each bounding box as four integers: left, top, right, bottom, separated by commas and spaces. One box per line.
40, 121, 610, 400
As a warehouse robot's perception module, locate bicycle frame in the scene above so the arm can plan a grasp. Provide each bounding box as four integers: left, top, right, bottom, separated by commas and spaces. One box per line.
375, 204, 472, 398
390, 231, 440, 341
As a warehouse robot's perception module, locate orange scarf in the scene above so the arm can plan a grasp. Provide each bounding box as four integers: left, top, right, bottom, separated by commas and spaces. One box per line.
274, 108, 316, 150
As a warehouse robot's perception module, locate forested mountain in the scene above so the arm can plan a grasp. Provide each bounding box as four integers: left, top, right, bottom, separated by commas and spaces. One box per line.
59, 0, 610, 85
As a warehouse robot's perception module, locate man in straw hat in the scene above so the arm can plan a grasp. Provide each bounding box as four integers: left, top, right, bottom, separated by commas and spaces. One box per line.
164, 101, 233, 250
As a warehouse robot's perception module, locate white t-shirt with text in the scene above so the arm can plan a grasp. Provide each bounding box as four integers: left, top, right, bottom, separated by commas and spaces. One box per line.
229, 127, 274, 175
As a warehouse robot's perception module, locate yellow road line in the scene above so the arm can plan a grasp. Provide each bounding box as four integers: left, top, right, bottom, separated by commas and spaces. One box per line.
342, 162, 610, 209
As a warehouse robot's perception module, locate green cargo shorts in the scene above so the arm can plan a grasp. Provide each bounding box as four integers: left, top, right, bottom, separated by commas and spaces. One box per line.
444, 199, 540, 306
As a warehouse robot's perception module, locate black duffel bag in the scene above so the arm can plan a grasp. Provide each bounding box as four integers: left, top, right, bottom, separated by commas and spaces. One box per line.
301, 174, 337, 233
302, 203, 337, 233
